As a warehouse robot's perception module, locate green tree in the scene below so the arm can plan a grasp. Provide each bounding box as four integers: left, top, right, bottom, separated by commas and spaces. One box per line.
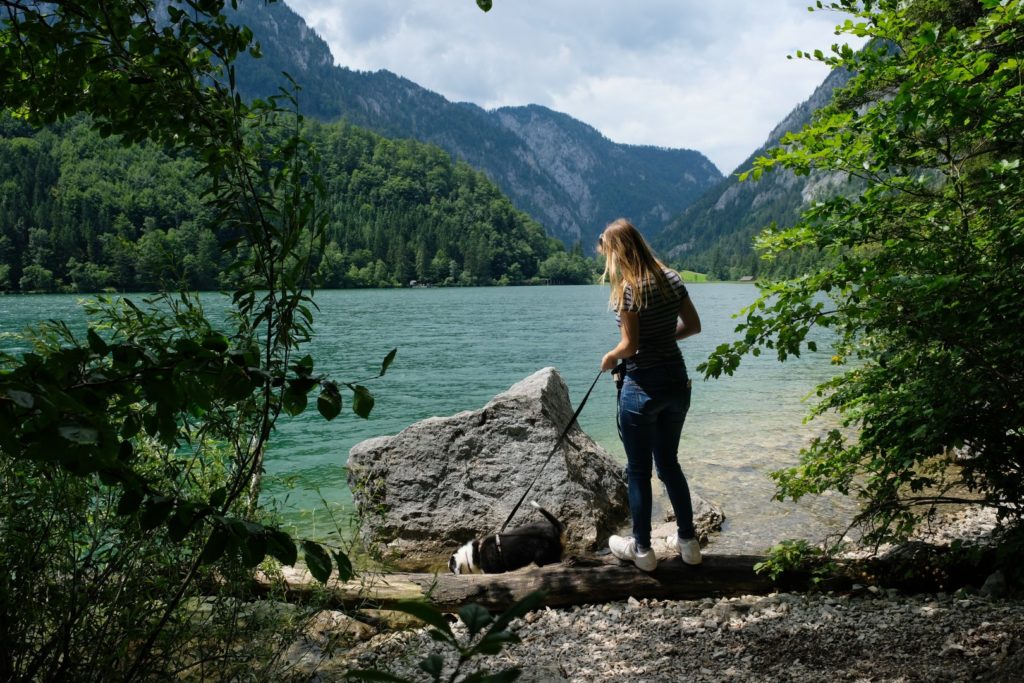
66, 256, 115, 292
538, 250, 596, 284
17, 262, 55, 291
0, 1, 394, 678
704, 0, 1024, 543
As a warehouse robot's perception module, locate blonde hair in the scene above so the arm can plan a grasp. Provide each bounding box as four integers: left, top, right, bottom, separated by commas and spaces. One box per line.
598, 218, 675, 311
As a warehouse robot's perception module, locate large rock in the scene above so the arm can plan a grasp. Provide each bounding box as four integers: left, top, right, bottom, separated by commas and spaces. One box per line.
348, 367, 629, 570
348, 367, 725, 571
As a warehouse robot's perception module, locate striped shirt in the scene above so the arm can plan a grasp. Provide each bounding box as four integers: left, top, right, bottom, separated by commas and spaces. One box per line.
616, 268, 688, 372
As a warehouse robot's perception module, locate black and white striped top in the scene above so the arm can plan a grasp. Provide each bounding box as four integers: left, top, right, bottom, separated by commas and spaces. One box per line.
616, 268, 688, 372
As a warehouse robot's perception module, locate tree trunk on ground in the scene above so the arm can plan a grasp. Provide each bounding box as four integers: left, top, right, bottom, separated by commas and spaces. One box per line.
253, 543, 1002, 614
255, 554, 788, 612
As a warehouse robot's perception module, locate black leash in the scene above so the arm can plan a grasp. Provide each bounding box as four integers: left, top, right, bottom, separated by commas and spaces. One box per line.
496, 369, 605, 534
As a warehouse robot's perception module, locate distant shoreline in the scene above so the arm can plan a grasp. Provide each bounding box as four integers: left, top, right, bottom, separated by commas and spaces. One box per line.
0, 276, 766, 296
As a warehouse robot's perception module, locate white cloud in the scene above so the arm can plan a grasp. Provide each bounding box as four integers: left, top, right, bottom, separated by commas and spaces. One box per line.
286, 0, 862, 174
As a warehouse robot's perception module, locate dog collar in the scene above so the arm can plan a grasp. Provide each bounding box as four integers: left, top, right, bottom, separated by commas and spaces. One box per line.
494, 533, 506, 572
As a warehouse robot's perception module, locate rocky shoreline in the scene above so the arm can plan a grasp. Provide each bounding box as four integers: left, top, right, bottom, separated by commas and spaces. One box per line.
299, 507, 1022, 682
337, 589, 1024, 682
305, 362, 1016, 683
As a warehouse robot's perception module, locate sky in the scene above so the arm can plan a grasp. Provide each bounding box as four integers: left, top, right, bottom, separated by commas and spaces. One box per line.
285, 1, 861, 175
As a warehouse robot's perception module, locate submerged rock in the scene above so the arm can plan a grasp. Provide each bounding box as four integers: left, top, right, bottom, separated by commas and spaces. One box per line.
348, 367, 723, 571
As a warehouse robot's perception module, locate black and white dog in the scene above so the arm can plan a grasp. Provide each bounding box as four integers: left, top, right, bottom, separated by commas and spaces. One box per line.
448, 501, 564, 575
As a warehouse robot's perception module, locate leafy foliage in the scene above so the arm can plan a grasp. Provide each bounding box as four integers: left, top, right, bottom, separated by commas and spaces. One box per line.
754, 539, 838, 584
0, 427, 334, 681
0, 0, 402, 678
0, 0, 545, 680
703, 0, 1024, 543
654, 63, 857, 281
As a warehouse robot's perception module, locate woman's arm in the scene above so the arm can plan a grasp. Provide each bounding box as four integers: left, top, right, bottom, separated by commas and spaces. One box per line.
601, 310, 639, 371
675, 295, 701, 340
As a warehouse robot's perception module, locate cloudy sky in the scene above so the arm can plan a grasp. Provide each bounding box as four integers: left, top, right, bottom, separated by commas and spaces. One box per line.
285, 1, 859, 175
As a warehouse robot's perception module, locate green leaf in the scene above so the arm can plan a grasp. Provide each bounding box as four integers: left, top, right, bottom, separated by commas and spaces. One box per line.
282, 383, 308, 416
303, 541, 332, 583
267, 528, 298, 566
199, 524, 230, 565
167, 508, 195, 543
240, 529, 268, 567
221, 365, 255, 401
486, 590, 545, 635
58, 424, 99, 445
919, 23, 938, 44
139, 496, 174, 531
87, 328, 109, 355
201, 333, 229, 352
351, 385, 375, 419
208, 486, 227, 509
476, 0, 493, 11
117, 488, 144, 516
121, 412, 142, 439
333, 550, 355, 581
418, 654, 444, 678
292, 354, 314, 377
474, 629, 520, 655
3, 389, 34, 409
117, 439, 134, 463
289, 376, 319, 394
459, 603, 493, 637
391, 600, 454, 639
317, 385, 342, 421
379, 348, 397, 376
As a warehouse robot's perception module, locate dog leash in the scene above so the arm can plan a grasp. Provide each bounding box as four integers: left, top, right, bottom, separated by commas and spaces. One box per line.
496, 368, 605, 534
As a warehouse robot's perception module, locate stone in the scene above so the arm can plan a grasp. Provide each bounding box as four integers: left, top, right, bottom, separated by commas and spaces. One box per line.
650, 492, 725, 550
347, 367, 631, 570
980, 570, 1007, 599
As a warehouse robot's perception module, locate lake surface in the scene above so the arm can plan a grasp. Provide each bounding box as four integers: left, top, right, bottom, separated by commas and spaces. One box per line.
0, 285, 857, 553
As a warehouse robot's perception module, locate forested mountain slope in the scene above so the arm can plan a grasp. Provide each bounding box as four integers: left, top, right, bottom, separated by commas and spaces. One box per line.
653, 67, 855, 279
213, 0, 722, 246
0, 115, 573, 292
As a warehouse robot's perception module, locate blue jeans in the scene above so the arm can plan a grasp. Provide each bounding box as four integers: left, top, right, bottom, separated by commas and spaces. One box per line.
618, 364, 694, 550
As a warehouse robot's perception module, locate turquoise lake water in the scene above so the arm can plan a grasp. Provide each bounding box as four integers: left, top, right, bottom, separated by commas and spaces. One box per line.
0, 284, 858, 553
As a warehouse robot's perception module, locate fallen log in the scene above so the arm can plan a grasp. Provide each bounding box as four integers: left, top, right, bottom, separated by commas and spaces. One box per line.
251, 538, 1006, 615
255, 553, 786, 612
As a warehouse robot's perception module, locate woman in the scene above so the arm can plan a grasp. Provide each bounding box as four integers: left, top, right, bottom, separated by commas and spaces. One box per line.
598, 218, 702, 571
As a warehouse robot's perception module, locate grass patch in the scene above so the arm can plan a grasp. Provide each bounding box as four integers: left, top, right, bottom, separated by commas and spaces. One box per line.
678, 270, 709, 282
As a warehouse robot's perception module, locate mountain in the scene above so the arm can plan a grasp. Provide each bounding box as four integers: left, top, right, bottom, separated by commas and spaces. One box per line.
218, 0, 722, 246
652, 67, 856, 279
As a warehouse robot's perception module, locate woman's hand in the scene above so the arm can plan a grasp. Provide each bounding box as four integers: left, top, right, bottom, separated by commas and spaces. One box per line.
602, 310, 638, 371
601, 352, 618, 372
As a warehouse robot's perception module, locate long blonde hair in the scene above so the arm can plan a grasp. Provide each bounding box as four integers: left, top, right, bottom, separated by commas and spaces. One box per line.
598, 218, 674, 311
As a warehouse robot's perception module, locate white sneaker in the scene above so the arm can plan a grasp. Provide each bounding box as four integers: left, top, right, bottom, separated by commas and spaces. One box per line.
667, 535, 703, 565
609, 535, 658, 572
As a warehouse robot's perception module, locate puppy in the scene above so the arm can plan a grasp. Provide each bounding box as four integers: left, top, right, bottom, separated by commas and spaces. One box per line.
448, 501, 564, 575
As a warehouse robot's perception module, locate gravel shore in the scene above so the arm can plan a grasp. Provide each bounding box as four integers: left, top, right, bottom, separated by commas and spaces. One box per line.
322, 508, 1023, 682
338, 590, 1024, 682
